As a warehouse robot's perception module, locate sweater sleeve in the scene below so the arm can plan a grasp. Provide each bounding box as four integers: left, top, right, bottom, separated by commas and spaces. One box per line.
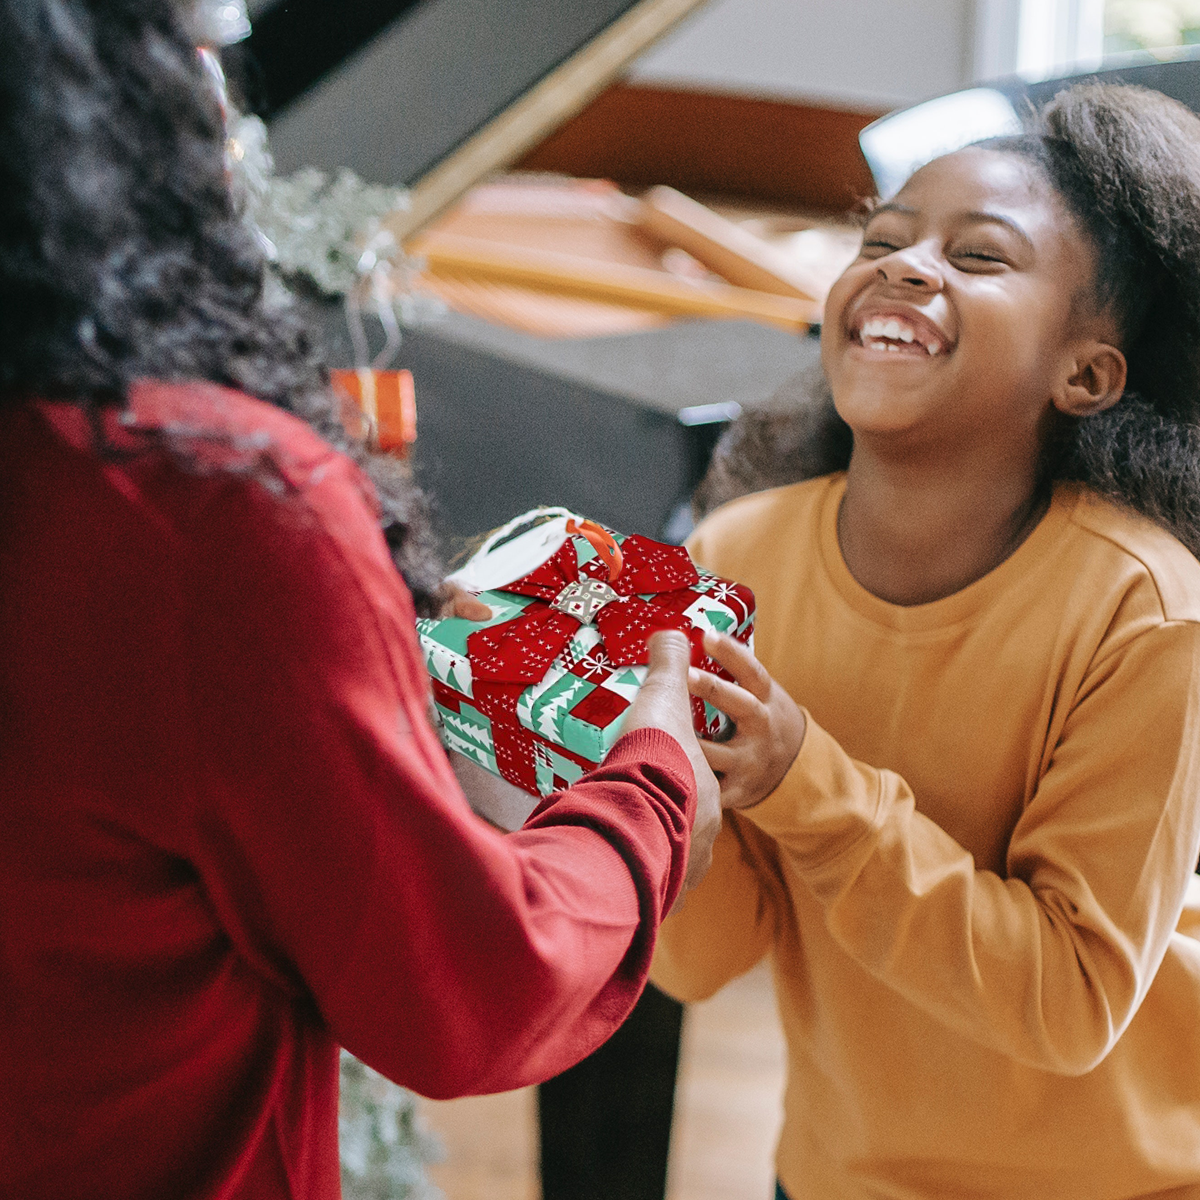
743, 618, 1200, 1076
650, 810, 779, 1002
648, 512, 782, 1003
179, 458, 696, 1099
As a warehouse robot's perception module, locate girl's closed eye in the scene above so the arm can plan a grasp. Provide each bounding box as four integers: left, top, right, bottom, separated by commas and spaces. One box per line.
860, 236, 904, 257
949, 245, 1010, 269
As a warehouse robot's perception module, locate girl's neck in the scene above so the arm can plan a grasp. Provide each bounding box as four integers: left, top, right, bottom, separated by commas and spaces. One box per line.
837, 442, 1050, 606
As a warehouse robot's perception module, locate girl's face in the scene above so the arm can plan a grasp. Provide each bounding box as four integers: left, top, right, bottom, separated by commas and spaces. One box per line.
822, 147, 1105, 462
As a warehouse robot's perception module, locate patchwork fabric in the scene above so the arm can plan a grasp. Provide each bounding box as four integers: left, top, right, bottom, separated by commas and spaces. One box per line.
417, 526, 755, 797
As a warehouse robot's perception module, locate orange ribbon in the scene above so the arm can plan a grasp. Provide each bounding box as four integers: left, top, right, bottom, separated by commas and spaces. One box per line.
566, 518, 624, 581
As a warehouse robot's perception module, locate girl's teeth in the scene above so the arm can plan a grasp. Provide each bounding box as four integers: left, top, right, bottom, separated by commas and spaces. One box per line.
858, 315, 941, 354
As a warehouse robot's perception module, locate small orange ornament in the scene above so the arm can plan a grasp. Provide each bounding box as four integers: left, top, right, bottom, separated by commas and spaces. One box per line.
331, 368, 417, 456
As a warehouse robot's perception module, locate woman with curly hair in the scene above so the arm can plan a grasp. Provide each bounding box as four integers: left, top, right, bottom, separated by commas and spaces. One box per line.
655, 83, 1200, 1197
0, 2, 719, 1197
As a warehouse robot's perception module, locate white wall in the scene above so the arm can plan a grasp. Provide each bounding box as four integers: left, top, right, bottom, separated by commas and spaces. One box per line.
629, 0, 978, 111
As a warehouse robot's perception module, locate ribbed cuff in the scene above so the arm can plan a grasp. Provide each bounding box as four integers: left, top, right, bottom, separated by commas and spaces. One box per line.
742, 711, 886, 879
602, 727, 697, 818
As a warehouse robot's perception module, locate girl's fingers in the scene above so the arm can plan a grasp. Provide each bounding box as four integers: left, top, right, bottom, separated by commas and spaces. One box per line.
701, 631, 774, 702
688, 667, 765, 726
698, 738, 739, 774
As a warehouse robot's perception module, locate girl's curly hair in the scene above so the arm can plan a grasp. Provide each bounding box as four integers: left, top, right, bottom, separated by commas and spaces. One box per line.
699, 83, 1200, 559
0, 0, 443, 610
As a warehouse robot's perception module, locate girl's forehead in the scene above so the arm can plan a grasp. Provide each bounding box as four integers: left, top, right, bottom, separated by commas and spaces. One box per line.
894, 147, 1051, 218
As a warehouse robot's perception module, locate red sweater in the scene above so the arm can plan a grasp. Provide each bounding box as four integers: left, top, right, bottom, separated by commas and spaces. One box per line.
0, 382, 695, 1200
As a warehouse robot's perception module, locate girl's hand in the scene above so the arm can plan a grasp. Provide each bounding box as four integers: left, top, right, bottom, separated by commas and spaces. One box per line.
687, 631, 807, 810
440, 583, 492, 622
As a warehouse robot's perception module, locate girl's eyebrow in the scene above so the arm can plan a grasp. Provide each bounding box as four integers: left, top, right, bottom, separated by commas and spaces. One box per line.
960, 210, 1034, 251
867, 202, 916, 219
867, 203, 1034, 252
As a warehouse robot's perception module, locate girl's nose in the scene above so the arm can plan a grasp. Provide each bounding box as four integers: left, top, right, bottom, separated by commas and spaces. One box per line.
876, 245, 942, 290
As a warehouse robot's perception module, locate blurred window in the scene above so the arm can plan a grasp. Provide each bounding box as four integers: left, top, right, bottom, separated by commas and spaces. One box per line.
1015, 0, 1105, 78
1104, 1, 1200, 53
989, 0, 1200, 79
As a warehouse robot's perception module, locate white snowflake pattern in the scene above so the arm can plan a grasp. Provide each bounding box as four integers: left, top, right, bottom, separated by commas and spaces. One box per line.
571, 645, 615, 680
697, 577, 753, 625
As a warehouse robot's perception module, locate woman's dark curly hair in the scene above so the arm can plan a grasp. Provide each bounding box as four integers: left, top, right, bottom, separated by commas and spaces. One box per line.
699, 83, 1200, 558
0, 0, 444, 610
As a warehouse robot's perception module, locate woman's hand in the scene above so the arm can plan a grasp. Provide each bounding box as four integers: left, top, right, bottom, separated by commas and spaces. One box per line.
438, 594, 721, 893
621, 631, 722, 896
687, 631, 806, 810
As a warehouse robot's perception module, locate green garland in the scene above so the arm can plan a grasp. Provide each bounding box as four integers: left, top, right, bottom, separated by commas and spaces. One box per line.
229, 113, 411, 298
339, 1052, 444, 1200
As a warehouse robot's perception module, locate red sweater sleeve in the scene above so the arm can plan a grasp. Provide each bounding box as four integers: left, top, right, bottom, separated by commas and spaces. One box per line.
178, 434, 695, 1098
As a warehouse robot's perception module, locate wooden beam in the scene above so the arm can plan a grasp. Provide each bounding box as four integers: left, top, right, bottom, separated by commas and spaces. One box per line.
637, 185, 820, 300
389, 0, 712, 241
408, 231, 817, 331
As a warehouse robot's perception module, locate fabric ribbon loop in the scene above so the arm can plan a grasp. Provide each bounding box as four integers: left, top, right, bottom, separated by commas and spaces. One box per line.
466, 526, 702, 685
468, 606, 581, 684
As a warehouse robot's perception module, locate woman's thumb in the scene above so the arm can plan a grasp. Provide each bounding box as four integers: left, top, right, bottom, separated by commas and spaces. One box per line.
622, 630, 694, 737
642, 630, 692, 693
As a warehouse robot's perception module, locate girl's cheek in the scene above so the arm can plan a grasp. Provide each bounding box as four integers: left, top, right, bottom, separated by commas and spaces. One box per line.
822, 269, 860, 332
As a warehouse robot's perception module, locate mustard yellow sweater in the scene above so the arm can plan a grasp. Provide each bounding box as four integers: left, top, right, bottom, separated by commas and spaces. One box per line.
652, 474, 1200, 1200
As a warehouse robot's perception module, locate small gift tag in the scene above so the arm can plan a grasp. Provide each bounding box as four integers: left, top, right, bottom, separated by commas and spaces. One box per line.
551, 579, 619, 624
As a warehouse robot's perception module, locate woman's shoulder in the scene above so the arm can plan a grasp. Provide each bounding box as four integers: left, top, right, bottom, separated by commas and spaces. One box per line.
1065, 484, 1200, 626
127, 379, 341, 486
29, 379, 342, 488
29, 380, 386, 585
126, 379, 384, 550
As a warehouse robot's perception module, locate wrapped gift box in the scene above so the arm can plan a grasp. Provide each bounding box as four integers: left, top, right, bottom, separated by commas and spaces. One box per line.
416, 511, 754, 797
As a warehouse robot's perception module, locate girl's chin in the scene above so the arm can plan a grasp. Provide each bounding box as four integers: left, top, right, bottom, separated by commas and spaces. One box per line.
832, 389, 941, 437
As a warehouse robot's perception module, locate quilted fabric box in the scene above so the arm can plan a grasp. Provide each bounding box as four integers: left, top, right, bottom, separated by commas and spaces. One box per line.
416, 509, 755, 798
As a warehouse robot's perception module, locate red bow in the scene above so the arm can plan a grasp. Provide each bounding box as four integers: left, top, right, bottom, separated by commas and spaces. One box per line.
467, 533, 700, 685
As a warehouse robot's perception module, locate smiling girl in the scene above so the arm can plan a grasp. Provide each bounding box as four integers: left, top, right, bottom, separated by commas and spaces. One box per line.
652, 83, 1200, 1199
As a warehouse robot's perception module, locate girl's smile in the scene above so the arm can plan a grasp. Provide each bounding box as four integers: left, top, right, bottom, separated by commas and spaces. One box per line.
846, 306, 951, 357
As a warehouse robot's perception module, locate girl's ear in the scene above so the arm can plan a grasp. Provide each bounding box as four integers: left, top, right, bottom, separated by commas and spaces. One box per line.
1055, 341, 1127, 417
